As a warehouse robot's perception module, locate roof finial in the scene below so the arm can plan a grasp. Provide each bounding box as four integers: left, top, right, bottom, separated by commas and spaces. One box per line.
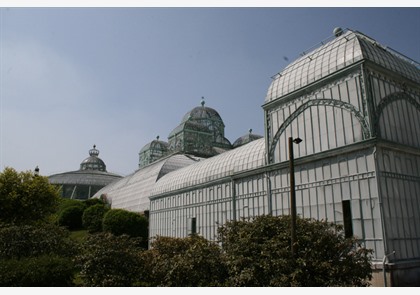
249, 128, 253, 134
156, 135, 160, 141
201, 96, 205, 107
89, 144, 99, 157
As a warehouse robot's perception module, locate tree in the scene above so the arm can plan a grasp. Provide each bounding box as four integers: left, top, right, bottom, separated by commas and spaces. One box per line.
217, 215, 373, 287
82, 204, 109, 233
75, 232, 145, 287
142, 235, 228, 286
0, 167, 60, 224
102, 209, 148, 247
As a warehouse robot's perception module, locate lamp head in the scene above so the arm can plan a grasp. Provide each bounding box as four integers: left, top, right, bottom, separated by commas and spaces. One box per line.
293, 138, 302, 144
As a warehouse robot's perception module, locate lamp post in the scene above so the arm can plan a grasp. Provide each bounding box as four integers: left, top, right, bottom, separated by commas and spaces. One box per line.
289, 137, 302, 257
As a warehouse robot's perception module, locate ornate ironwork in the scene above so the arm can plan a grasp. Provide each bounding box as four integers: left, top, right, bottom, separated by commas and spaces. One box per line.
373, 92, 420, 137
268, 99, 371, 162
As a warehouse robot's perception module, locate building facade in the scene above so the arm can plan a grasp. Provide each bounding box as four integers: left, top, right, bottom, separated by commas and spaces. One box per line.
95, 28, 420, 286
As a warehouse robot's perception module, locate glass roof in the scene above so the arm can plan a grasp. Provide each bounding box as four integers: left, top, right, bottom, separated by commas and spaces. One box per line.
48, 170, 122, 186
80, 145, 107, 172
181, 98, 225, 125
265, 29, 420, 103
232, 129, 263, 148
93, 154, 202, 212
150, 138, 265, 196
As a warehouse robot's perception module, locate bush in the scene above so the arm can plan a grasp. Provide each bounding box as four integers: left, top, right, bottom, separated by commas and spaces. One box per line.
142, 235, 228, 286
102, 209, 148, 247
0, 223, 78, 286
0, 255, 75, 287
83, 198, 105, 208
0, 223, 78, 259
76, 232, 145, 287
58, 206, 84, 230
58, 198, 87, 211
217, 215, 373, 287
82, 204, 109, 233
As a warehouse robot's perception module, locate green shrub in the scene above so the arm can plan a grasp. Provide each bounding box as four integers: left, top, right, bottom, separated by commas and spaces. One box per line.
0, 223, 78, 259
0, 255, 75, 287
217, 215, 373, 287
58, 205, 84, 230
82, 204, 109, 233
102, 209, 148, 247
142, 235, 228, 286
76, 232, 144, 287
58, 198, 87, 212
83, 198, 105, 208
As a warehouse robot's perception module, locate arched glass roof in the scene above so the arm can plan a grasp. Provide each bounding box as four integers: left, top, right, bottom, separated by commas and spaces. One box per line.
265, 29, 420, 103
93, 154, 202, 212
150, 138, 265, 196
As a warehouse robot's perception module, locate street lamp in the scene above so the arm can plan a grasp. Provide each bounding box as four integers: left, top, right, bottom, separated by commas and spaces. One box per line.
289, 137, 302, 257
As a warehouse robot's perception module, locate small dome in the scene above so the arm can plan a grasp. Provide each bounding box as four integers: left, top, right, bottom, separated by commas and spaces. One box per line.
139, 136, 170, 168
180, 98, 225, 126
233, 129, 263, 148
80, 145, 107, 172
139, 136, 169, 154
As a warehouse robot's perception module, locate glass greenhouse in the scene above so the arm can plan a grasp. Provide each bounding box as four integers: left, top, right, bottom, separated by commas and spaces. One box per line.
92, 28, 420, 286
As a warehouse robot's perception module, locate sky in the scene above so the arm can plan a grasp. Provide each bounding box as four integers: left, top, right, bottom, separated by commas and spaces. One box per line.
1, 4, 419, 177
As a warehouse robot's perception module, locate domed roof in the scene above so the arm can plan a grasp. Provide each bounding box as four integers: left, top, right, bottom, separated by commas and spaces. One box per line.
80, 145, 107, 172
139, 136, 171, 168
180, 98, 225, 126
139, 136, 169, 154
233, 129, 263, 148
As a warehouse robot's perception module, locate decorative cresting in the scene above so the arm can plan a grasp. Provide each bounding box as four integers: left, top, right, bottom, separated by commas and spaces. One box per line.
268, 99, 371, 162
373, 92, 420, 137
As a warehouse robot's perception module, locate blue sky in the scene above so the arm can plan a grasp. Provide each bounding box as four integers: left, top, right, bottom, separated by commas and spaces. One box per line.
1, 6, 419, 176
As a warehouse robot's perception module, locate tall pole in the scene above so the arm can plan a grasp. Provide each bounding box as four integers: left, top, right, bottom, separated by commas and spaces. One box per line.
289, 137, 297, 257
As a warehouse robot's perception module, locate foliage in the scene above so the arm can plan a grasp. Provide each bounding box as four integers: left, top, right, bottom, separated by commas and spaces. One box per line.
0, 167, 60, 224
0, 255, 75, 287
102, 209, 148, 247
217, 215, 373, 287
75, 232, 145, 287
82, 204, 109, 233
58, 205, 85, 230
49, 198, 86, 225
83, 197, 105, 208
0, 223, 78, 287
0, 223, 78, 259
142, 235, 228, 286
58, 198, 87, 212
